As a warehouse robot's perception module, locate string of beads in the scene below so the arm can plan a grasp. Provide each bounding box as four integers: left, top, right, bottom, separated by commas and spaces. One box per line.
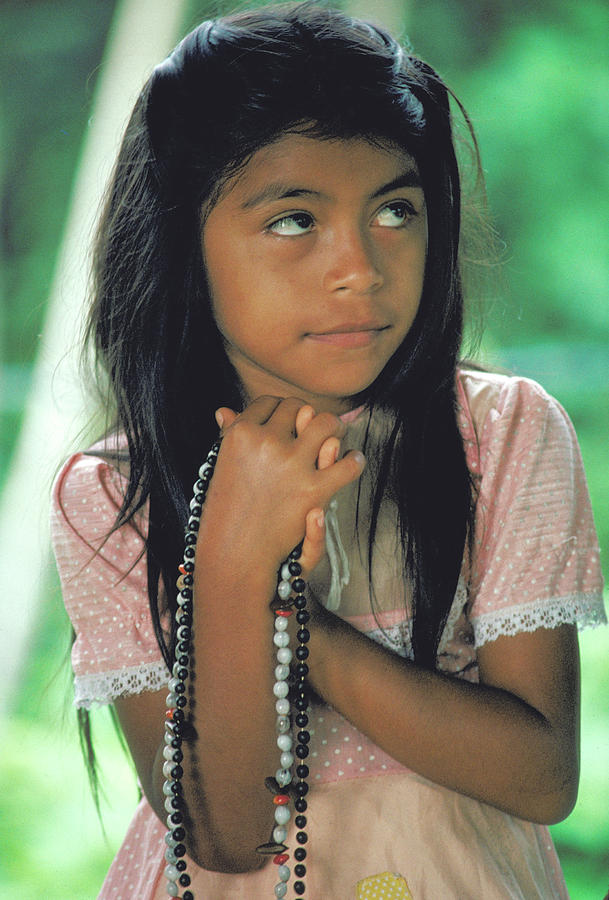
162, 439, 310, 899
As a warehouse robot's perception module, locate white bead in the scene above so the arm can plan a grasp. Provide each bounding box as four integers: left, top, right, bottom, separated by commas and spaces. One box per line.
274, 805, 291, 825
275, 768, 292, 787
163, 781, 174, 796
198, 462, 211, 478
165, 847, 177, 864
280, 751, 294, 769
273, 824, 288, 843
274, 616, 289, 632
273, 681, 289, 699
168, 677, 179, 692
167, 880, 179, 896
273, 631, 289, 648
276, 714, 291, 733
165, 864, 179, 881
164, 797, 175, 813
177, 625, 191, 641
275, 698, 290, 715
165, 831, 177, 847
277, 733, 292, 751
277, 864, 291, 882
281, 563, 292, 581
166, 692, 177, 708
162, 761, 174, 779
275, 884, 288, 898
275, 664, 290, 681
163, 745, 175, 761
277, 647, 292, 664
173, 662, 185, 677
277, 579, 292, 600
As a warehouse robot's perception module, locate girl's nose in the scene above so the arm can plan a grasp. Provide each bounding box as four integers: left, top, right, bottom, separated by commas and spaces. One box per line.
321, 229, 384, 295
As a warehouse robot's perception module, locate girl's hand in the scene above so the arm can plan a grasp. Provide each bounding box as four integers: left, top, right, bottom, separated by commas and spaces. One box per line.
214, 399, 354, 577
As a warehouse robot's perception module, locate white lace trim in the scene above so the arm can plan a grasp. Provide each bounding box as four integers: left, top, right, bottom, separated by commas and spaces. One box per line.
472, 591, 607, 647
365, 622, 413, 659
74, 660, 170, 709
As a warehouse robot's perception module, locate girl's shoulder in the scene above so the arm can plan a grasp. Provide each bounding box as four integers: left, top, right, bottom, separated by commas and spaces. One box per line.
455, 366, 568, 464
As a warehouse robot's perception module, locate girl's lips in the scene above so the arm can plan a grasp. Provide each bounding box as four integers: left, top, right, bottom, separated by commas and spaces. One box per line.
306, 325, 388, 348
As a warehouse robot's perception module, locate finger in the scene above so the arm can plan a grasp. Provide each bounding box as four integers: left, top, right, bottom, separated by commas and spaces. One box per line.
317, 449, 365, 497
297, 411, 347, 456
215, 407, 238, 433
295, 404, 316, 436
298, 508, 326, 578
317, 436, 340, 470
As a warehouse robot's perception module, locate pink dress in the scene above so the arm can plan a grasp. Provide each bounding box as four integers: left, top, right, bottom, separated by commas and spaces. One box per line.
50, 371, 606, 899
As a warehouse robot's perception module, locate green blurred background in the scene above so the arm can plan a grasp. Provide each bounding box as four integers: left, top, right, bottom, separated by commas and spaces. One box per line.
1, 0, 607, 896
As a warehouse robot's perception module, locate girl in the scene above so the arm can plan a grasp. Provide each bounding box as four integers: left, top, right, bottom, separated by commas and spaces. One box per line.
51, 4, 605, 898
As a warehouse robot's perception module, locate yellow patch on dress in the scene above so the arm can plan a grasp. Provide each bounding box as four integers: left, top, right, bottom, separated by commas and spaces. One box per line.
355, 871, 414, 899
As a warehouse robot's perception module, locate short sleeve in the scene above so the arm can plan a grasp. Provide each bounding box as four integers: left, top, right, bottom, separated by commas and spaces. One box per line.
50, 450, 168, 708
460, 373, 606, 647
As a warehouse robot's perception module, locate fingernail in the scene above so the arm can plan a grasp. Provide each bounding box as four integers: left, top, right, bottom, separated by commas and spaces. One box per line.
353, 451, 365, 467
316, 511, 325, 528
214, 409, 224, 428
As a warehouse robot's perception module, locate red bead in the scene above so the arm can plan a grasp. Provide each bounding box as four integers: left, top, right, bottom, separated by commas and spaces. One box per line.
178, 564, 188, 575
275, 609, 293, 617
273, 853, 289, 865
273, 794, 289, 805
165, 709, 175, 720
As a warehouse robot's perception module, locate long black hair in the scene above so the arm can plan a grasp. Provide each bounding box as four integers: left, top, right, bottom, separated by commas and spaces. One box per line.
87, 1, 479, 674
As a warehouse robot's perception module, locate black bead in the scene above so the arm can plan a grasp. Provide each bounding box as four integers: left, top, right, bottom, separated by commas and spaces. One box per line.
294, 595, 307, 610
177, 668, 188, 681
184, 546, 195, 559
295, 781, 309, 796
177, 642, 190, 654
295, 744, 309, 759
183, 892, 194, 900
171, 737, 182, 750
295, 798, 308, 813
189, 505, 202, 518
289, 544, 303, 559
296, 610, 310, 625
181, 601, 193, 615
179, 873, 191, 887
295, 863, 306, 877
295, 646, 309, 660
194, 492, 205, 504
187, 518, 199, 532
183, 562, 194, 573
170, 797, 181, 809
174, 843, 186, 857
177, 614, 192, 629
296, 764, 309, 779
295, 815, 307, 829
294, 880, 306, 895
174, 681, 186, 693
295, 663, 309, 678
176, 695, 187, 708
185, 533, 197, 545
296, 830, 308, 843
176, 859, 187, 871
178, 655, 189, 667
288, 561, 302, 576
297, 730, 310, 744
170, 812, 183, 824
172, 749, 183, 763
173, 709, 184, 723
170, 764, 183, 780
292, 578, 305, 594
172, 827, 186, 842
178, 626, 192, 641
295, 696, 308, 711
295, 713, 309, 728
297, 628, 310, 644
170, 781, 182, 794
182, 574, 194, 586
179, 587, 192, 600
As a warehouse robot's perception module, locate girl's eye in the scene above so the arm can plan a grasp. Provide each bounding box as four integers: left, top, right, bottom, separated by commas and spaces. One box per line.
374, 200, 416, 228
267, 212, 314, 236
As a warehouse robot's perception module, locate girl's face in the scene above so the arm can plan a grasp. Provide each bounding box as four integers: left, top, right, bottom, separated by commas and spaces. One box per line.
202, 133, 427, 414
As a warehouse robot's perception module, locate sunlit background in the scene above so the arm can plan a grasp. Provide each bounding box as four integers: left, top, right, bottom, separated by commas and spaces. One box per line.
1, 0, 607, 896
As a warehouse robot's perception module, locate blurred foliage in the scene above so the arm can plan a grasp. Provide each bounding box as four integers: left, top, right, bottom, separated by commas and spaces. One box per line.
1, 0, 607, 897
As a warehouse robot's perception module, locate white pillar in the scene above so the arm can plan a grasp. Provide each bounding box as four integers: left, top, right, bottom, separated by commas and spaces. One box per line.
0, 0, 188, 713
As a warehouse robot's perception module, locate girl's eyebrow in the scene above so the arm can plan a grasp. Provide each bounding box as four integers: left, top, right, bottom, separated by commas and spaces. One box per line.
240, 166, 422, 211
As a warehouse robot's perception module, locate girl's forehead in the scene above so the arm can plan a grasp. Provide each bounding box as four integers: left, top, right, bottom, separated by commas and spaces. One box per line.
221, 132, 421, 204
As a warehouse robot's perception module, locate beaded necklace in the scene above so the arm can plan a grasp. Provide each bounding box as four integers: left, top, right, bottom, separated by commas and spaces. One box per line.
162, 440, 310, 899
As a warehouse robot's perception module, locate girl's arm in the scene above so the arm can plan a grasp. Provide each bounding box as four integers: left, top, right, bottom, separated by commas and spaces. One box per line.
307, 602, 580, 825
115, 397, 365, 873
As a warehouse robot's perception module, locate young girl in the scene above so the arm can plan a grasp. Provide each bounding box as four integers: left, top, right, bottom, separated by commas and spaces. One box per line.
50, 4, 605, 898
